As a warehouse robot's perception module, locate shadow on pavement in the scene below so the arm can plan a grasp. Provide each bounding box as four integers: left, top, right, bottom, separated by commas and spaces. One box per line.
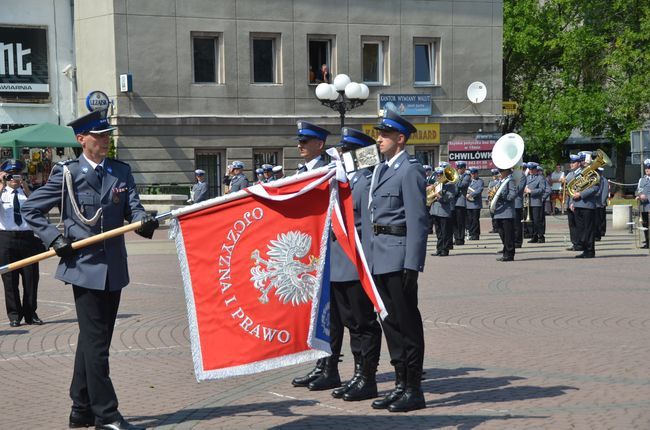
0, 329, 29, 335
423, 375, 526, 394
43, 313, 139, 325
428, 384, 577, 407
265, 414, 542, 429
377, 367, 483, 384
521, 254, 646, 262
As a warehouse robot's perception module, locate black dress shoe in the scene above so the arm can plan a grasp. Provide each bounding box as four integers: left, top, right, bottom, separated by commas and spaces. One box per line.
515, 244, 522, 248
527, 238, 539, 243
576, 253, 595, 259
538, 237, 545, 243
95, 418, 144, 430
438, 251, 449, 256
9, 320, 20, 327
27, 315, 44, 325
496, 256, 514, 262
69, 410, 95, 428
431, 251, 441, 256
641, 243, 649, 249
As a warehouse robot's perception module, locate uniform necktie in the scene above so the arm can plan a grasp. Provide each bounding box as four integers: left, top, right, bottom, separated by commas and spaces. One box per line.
95, 165, 104, 185
13, 190, 22, 225
298, 165, 307, 173
377, 163, 389, 181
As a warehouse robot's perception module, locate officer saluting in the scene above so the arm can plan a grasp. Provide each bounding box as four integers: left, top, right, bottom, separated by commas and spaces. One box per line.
368, 110, 428, 412
228, 160, 249, 192
21, 108, 158, 430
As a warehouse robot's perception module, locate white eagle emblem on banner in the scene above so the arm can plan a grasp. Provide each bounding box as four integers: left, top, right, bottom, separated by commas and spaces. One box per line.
250, 231, 320, 305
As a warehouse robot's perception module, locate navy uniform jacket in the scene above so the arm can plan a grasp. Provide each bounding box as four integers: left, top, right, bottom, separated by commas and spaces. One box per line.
192, 181, 208, 203
296, 156, 328, 174
455, 172, 471, 207
597, 175, 609, 208
492, 176, 517, 219
21, 157, 148, 291
636, 175, 650, 212
369, 152, 428, 274
430, 182, 455, 218
466, 178, 484, 210
565, 169, 577, 209
572, 172, 600, 210
229, 173, 250, 192
542, 175, 551, 201
330, 169, 372, 282
526, 174, 546, 207
515, 175, 526, 209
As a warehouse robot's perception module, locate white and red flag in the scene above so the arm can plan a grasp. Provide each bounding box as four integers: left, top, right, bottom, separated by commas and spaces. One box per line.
170, 167, 385, 381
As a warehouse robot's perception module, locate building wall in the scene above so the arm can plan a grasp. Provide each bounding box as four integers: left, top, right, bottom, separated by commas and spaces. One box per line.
0, 0, 76, 128
73, 0, 503, 190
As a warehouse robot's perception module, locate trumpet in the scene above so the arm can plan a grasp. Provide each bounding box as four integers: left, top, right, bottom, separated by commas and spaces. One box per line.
466, 186, 476, 202
426, 166, 458, 206
522, 192, 532, 223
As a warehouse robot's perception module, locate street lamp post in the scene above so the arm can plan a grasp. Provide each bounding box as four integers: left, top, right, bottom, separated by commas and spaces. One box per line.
315, 74, 370, 128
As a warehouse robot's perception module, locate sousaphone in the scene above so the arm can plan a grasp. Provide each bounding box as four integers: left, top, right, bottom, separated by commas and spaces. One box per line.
489, 133, 525, 213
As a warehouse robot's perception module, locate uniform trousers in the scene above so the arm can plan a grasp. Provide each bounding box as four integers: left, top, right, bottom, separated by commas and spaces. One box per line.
514, 208, 523, 246
495, 218, 515, 259
599, 206, 607, 237
523, 206, 533, 238
374, 271, 424, 372
0, 230, 44, 322
433, 216, 451, 252
331, 281, 382, 365
466, 208, 481, 239
491, 214, 497, 233
567, 208, 580, 248
530, 206, 545, 239
327, 284, 345, 357
70, 285, 122, 423
574, 207, 596, 256
594, 207, 603, 240
453, 206, 467, 243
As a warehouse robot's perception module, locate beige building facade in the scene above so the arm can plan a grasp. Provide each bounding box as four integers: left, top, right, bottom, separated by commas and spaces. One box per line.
74, 0, 503, 197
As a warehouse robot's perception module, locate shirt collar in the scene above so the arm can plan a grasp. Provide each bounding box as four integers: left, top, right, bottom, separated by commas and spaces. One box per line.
82, 154, 105, 170
305, 156, 322, 171
385, 150, 405, 167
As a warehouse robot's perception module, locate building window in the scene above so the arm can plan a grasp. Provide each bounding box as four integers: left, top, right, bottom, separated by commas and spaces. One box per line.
192, 33, 221, 83
253, 149, 281, 169
251, 34, 280, 84
362, 38, 388, 85
308, 37, 333, 84
414, 39, 439, 85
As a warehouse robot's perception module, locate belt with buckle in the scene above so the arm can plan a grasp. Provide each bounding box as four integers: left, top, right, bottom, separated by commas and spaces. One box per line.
372, 224, 407, 236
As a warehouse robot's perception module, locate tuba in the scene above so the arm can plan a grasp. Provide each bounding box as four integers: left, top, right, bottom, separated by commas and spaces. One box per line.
567, 149, 612, 194
426, 165, 459, 206
489, 133, 525, 214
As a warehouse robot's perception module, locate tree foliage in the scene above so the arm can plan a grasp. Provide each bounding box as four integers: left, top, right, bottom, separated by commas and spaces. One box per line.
503, 0, 650, 178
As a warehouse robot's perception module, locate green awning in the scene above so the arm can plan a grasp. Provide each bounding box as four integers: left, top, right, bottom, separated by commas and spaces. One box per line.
0, 122, 78, 158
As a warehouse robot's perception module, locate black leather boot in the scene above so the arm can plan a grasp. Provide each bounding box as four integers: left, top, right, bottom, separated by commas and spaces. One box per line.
332, 356, 362, 398
308, 356, 341, 390
388, 369, 426, 412
291, 358, 325, 387
371, 364, 406, 409
343, 360, 378, 401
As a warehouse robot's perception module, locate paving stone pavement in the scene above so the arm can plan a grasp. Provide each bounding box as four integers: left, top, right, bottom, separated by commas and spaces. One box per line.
1, 215, 649, 429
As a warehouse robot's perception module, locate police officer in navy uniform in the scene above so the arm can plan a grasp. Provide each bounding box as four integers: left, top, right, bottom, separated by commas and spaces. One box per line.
189, 169, 208, 203
570, 153, 600, 258
22, 108, 158, 430
254, 167, 264, 184
564, 154, 582, 251
295, 121, 329, 174
493, 168, 517, 261
453, 161, 470, 245
368, 110, 428, 412
429, 167, 455, 256
513, 164, 526, 247
524, 163, 547, 243
594, 167, 608, 240
313, 128, 383, 402
272, 165, 284, 180
228, 160, 250, 192
0, 159, 45, 327
465, 167, 484, 240
635, 159, 650, 248
423, 165, 434, 234
261, 164, 275, 183
487, 168, 500, 233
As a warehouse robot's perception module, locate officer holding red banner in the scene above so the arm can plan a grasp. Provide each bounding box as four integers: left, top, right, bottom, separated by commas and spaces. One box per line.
368, 110, 428, 412
22, 108, 158, 430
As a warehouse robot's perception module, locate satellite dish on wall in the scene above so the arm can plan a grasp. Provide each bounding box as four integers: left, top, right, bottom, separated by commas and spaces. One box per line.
467, 81, 487, 104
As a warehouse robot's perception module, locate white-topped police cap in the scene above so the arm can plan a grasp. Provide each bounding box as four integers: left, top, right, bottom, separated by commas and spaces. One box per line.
569, 154, 581, 162
597, 167, 604, 172
374, 109, 417, 137
296, 120, 330, 142
1, 159, 25, 173
528, 162, 539, 170
456, 161, 467, 168
338, 127, 376, 148
272, 165, 283, 173
232, 160, 244, 169
262, 164, 273, 172
644, 158, 650, 167
423, 164, 432, 171
67, 108, 116, 135
434, 167, 444, 174
440, 161, 449, 168
194, 169, 205, 176
491, 168, 500, 174
255, 168, 263, 174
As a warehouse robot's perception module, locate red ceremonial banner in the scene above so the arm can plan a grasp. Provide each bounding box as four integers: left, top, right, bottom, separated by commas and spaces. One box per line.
175, 174, 332, 380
